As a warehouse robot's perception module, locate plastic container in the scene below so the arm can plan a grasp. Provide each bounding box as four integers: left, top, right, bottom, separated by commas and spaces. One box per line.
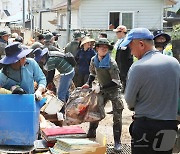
0, 94, 45, 146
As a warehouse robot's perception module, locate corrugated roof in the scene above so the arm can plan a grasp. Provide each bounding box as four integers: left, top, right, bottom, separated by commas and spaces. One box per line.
51, 0, 80, 11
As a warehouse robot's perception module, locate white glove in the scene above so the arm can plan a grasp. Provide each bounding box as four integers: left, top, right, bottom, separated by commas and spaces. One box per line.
92, 82, 101, 93
57, 112, 64, 121
120, 46, 127, 50
35, 90, 43, 101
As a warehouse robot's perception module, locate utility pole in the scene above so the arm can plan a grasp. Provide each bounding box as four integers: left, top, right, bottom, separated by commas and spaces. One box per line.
66, 0, 71, 43
23, 0, 25, 28
28, 0, 33, 35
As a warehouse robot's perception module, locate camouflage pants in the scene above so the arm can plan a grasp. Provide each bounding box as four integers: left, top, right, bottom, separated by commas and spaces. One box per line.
89, 88, 124, 130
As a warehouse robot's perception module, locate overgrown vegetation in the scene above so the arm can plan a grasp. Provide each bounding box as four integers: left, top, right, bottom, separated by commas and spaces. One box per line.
171, 24, 180, 40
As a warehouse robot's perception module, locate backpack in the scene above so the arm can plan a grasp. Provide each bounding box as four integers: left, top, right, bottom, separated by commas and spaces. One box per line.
48, 51, 77, 67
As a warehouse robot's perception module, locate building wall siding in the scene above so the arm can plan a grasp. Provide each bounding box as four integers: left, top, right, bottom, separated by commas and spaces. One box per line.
33, 12, 57, 32
78, 0, 164, 30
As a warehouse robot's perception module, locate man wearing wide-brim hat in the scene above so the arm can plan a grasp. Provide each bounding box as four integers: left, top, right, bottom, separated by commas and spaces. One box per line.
0, 30, 10, 59
0, 42, 46, 100
82, 38, 123, 152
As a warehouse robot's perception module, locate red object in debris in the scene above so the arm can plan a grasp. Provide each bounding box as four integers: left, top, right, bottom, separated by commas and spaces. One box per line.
78, 104, 89, 115
42, 125, 86, 136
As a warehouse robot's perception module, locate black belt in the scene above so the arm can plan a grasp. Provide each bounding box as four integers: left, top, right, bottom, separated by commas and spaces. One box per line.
134, 117, 164, 121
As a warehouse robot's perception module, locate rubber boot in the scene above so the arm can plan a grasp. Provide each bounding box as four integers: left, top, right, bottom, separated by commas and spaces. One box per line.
106, 110, 113, 114
87, 122, 99, 138
113, 124, 122, 152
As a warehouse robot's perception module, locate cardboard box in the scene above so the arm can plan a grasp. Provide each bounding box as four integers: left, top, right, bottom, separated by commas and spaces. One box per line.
50, 131, 106, 154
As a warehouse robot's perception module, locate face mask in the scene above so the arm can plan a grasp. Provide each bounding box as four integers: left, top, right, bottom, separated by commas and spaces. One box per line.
154, 42, 168, 50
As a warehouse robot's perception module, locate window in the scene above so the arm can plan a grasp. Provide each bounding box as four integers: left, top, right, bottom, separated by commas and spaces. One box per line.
42, 0, 52, 9
109, 12, 134, 29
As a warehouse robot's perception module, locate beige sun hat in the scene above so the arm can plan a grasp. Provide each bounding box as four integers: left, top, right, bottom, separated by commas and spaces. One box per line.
11, 33, 18, 38
80, 36, 95, 47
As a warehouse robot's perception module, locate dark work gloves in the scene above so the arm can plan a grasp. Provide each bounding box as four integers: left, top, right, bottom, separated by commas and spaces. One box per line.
12, 87, 27, 94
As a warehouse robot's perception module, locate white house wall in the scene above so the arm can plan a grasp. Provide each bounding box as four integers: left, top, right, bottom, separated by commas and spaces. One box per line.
33, 12, 57, 32
71, 10, 78, 29
79, 0, 164, 30
41, 12, 57, 31
60, 9, 78, 29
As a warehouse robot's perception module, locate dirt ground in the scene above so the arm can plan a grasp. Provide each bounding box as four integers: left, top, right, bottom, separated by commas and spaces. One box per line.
78, 95, 134, 145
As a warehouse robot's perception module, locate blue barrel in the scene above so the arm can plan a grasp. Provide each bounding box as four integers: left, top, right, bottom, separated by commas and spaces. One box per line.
0, 94, 45, 146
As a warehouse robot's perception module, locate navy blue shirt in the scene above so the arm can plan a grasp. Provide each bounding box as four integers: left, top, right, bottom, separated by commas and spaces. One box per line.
76, 48, 96, 74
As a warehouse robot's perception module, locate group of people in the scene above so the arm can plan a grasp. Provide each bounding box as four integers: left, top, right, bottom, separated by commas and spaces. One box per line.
0, 25, 179, 154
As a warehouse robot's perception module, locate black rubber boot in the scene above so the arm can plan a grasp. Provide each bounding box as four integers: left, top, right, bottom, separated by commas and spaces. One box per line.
87, 122, 99, 138
106, 110, 113, 114
113, 124, 122, 152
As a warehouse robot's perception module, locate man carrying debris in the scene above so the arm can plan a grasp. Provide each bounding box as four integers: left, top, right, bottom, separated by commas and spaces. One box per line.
82, 38, 124, 152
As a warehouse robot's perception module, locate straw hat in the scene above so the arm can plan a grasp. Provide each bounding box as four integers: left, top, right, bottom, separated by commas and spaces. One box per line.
113, 25, 127, 33
80, 36, 95, 47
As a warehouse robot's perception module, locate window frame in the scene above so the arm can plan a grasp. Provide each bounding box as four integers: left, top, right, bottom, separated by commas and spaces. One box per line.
108, 11, 135, 30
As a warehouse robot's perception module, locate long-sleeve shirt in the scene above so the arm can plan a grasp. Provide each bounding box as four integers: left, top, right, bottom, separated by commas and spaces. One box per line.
75, 48, 96, 75
0, 58, 46, 94
125, 51, 180, 120
44, 56, 73, 75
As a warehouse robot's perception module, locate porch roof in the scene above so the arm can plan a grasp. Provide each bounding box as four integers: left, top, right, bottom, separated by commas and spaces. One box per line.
51, 0, 80, 11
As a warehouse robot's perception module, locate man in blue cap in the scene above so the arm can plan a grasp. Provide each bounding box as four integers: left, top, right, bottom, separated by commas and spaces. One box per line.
120, 28, 180, 154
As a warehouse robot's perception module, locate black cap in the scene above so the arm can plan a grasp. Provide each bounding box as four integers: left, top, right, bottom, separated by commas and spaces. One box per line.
14, 36, 23, 43
73, 31, 82, 38
52, 32, 61, 36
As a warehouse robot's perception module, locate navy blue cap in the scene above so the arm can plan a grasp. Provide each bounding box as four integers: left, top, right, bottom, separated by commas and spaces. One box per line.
33, 48, 48, 62
153, 30, 171, 43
